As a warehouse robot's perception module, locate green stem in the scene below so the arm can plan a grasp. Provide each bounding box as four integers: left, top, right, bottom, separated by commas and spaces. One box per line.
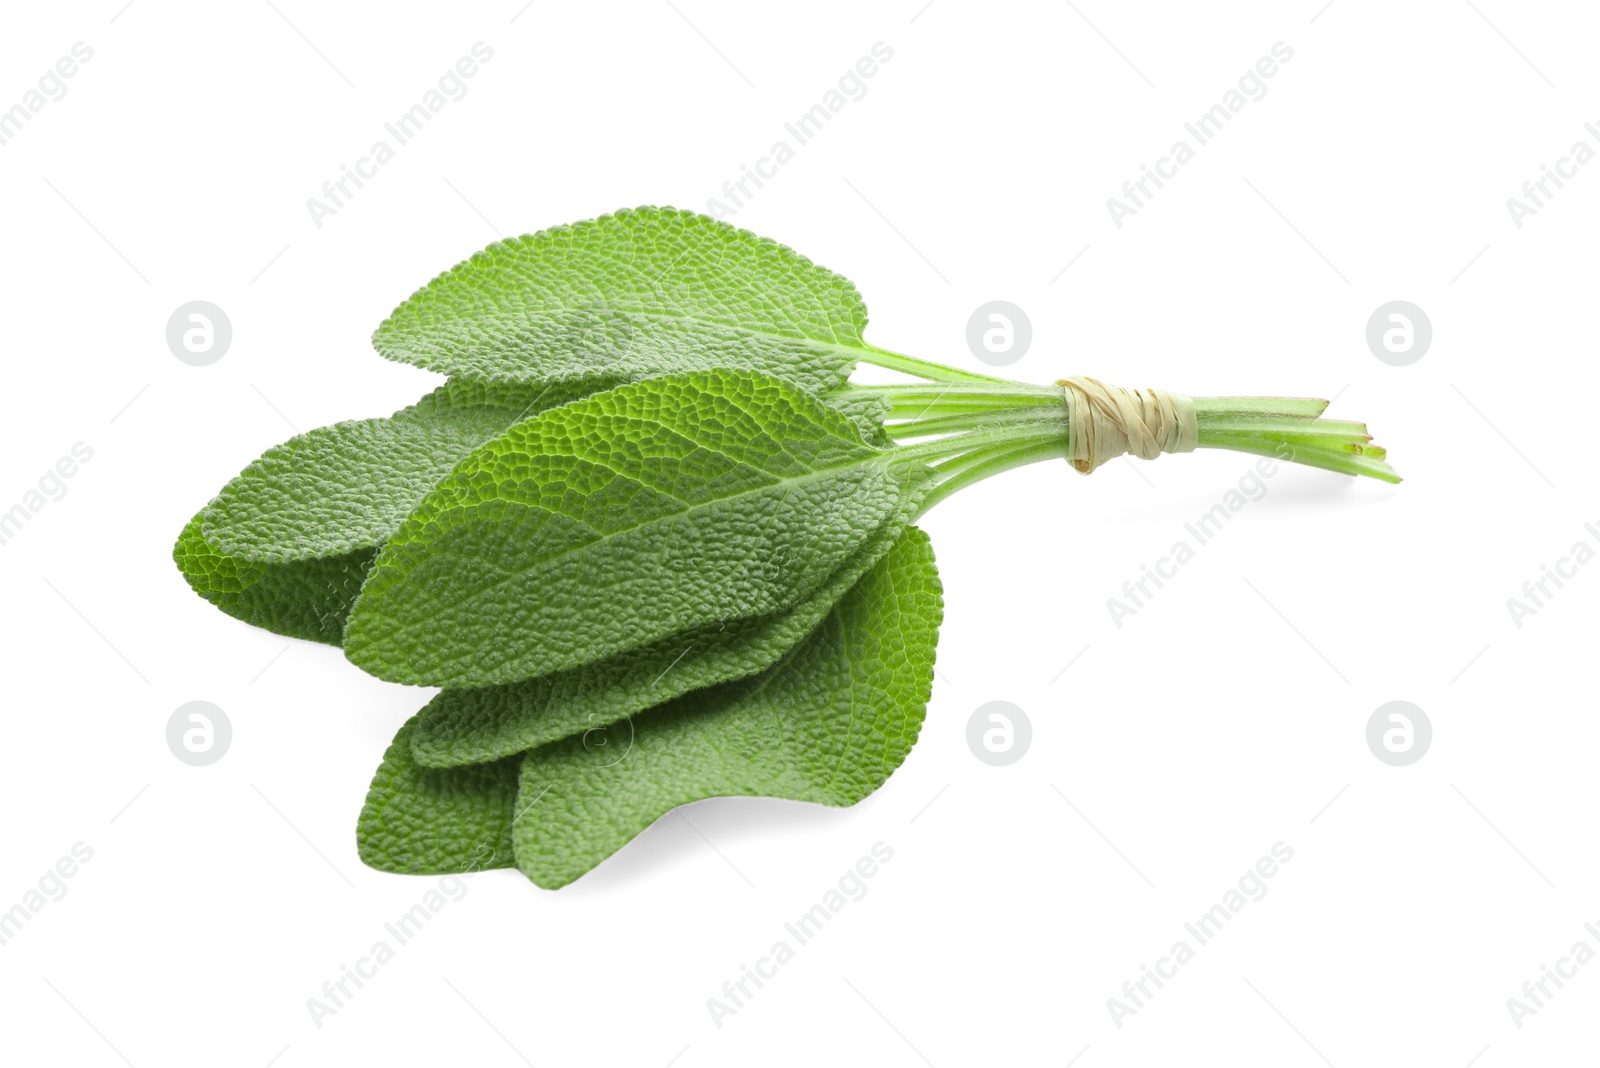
867, 377, 1401, 506
892, 422, 1064, 466
854, 344, 1013, 385
885, 405, 1068, 440
1192, 396, 1330, 418
1193, 396, 1399, 482
1201, 436, 1399, 482
839, 347, 1396, 478
918, 439, 1070, 517
927, 435, 1049, 479
1200, 416, 1370, 440
835, 382, 1062, 420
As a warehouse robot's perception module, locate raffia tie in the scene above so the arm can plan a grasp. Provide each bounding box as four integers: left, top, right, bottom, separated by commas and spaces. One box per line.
1056, 377, 1198, 474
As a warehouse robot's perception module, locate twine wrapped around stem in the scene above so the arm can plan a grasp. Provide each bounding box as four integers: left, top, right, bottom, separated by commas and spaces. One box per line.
1056, 377, 1199, 474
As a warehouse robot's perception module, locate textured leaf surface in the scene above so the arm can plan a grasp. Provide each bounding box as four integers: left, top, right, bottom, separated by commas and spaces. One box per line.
345, 370, 928, 688
515, 528, 941, 888
355, 530, 940, 887
173, 514, 371, 644
357, 715, 519, 874
181, 377, 885, 649
371, 207, 864, 397
203, 380, 571, 563
408, 472, 927, 767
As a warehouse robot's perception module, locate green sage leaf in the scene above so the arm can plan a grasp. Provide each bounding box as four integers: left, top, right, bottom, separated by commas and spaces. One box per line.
356, 714, 519, 875
202, 379, 569, 563
514, 526, 941, 888
173, 513, 371, 645
372, 206, 865, 398
407, 469, 927, 766
355, 528, 940, 885
344, 370, 930, 688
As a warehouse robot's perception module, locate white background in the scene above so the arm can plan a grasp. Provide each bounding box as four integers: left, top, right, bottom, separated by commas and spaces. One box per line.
1, 1, 1595, 1064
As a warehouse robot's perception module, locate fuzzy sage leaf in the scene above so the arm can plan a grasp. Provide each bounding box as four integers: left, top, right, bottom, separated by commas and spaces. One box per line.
374, 206, 867, 395
343, 369, 932, 688
202, 379, 576, 563
406, 470, 926, 767
357, 528, 940, 886
513, 527, 941, 888
173, 513, 371, 644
